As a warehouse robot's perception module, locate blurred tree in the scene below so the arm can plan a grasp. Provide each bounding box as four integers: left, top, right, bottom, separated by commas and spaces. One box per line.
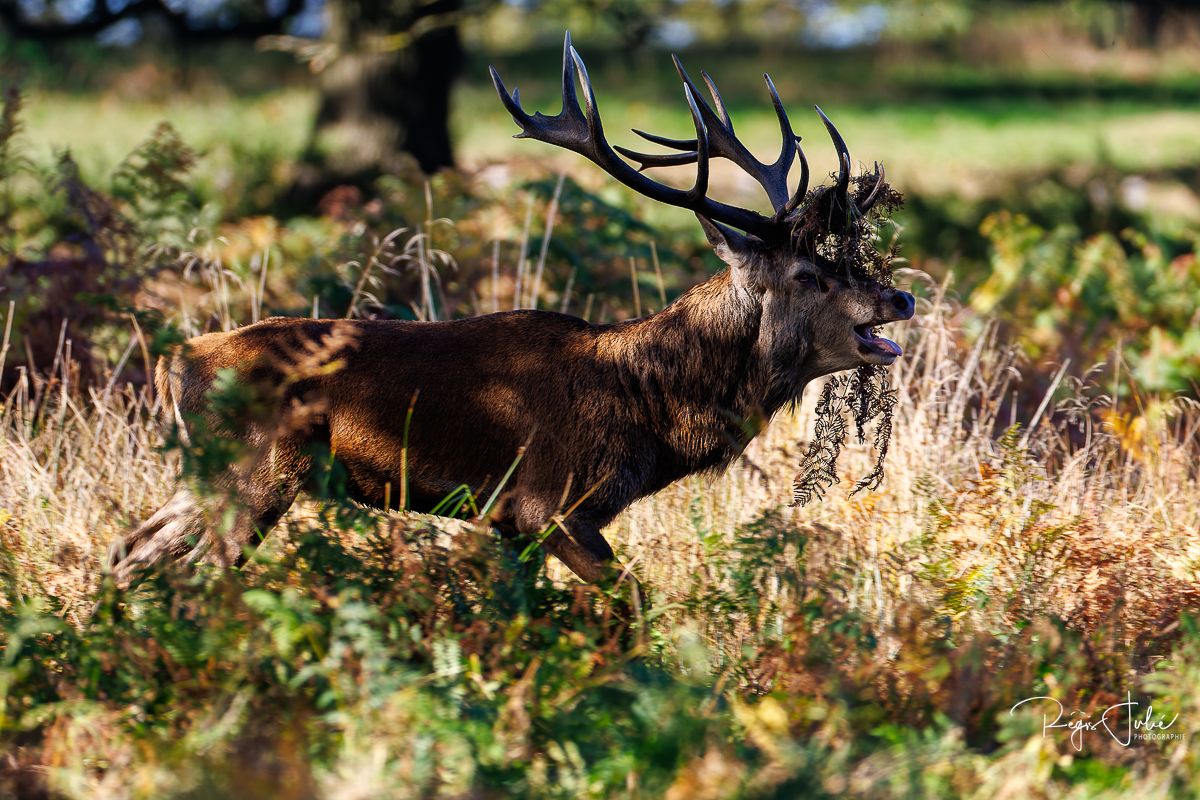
981, 0, 1200, 48
0, 0, 476, 206
1124, 0, 1200, 45
284, 0, 472, 205
540, 0, 668, 49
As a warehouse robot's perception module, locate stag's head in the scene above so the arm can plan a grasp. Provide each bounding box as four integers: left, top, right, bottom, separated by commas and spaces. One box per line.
490, 33, 915, 381
697, 213, 914, 380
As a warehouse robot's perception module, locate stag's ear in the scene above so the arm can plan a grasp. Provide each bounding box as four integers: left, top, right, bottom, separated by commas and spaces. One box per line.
696, 213, 759, 268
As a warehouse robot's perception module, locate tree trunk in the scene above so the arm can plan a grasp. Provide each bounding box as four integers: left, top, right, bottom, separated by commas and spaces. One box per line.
1126, 0, 1200, 47
289, 0, 464, 208
1131, 0, 1168, 46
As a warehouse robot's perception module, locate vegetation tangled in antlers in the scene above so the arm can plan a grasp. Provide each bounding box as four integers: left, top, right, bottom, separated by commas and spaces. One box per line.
792, 174, 904, 507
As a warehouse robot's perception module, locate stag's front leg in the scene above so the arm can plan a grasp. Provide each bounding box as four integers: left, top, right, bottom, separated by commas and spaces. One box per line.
541, 519, 645, 625
538, 520, 615, 583
494, 494, 646, 625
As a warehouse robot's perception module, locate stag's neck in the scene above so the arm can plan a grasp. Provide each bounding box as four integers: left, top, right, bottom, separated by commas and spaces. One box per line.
596, 269, 803, 471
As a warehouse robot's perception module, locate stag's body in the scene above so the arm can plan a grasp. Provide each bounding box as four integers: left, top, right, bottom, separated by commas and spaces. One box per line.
115, 268, 847, 583
110, 31, 916, 587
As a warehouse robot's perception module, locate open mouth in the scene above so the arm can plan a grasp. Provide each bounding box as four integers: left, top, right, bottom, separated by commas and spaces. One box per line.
853, 322, 903, 360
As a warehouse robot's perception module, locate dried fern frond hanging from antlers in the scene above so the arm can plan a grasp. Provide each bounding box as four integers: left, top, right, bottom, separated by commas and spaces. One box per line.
792, 176, 904, 506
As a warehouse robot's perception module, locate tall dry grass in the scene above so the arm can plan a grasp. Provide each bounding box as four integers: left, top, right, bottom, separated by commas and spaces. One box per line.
3, 259, 1197, 649
0, 370, 175, 623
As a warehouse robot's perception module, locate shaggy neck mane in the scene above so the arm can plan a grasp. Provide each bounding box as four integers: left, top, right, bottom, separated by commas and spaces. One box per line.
596, 269, 810, 473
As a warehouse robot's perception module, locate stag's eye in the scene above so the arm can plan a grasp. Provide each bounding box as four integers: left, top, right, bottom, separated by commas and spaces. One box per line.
796, 271, 830, 293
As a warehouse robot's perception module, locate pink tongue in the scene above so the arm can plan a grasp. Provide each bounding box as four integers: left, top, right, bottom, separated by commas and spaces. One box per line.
873, 336, 902, 356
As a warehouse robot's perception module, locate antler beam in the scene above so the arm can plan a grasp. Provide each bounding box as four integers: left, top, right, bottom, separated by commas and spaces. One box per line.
491, 33, 785, 239
490, 33, 885, 240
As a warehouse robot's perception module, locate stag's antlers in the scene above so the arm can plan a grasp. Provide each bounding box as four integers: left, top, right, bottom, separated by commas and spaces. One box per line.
489, 32, 886, 242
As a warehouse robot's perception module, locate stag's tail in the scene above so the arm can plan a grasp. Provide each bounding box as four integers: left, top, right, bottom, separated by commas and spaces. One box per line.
153, 352, 192, 444
153, 354, 172, 408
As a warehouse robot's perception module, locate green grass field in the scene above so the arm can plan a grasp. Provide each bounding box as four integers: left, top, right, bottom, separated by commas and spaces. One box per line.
19, 45, 1200, 206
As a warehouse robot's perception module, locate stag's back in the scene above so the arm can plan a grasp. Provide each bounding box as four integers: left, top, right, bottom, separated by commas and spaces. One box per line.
154, 314, 658, 518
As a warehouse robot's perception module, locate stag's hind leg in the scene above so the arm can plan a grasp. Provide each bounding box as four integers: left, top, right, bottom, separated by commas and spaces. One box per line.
107, 487, 209, 583
108, 437, 310, 584
196, 439, 311, 568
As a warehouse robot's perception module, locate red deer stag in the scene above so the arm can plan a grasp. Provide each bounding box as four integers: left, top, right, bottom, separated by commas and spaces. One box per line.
108, 33, 915, 590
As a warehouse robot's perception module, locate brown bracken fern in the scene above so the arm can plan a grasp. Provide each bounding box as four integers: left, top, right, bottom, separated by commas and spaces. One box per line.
793, 175, 903, 505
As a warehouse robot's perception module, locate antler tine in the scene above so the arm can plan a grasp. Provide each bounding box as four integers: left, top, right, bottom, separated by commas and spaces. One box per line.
568, 43, 603, 132
613, 146, 701, 171
762, 74, 798, 170
857, 161, 885, 213
489, 66, 529, 135
631, 129, 696, 151
762, 73, 802, 214
701, 70, 733, 129
779, 137, 810, 218
617, 129, 698, 171
680, 83, 711, 203
491, 32, 775, 239
814, 105, 851, 213
560, 31, 582, 124
615, 57, 799, 214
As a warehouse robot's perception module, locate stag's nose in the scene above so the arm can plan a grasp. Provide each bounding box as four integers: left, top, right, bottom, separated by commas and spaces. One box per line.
886, 289, 915, 320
